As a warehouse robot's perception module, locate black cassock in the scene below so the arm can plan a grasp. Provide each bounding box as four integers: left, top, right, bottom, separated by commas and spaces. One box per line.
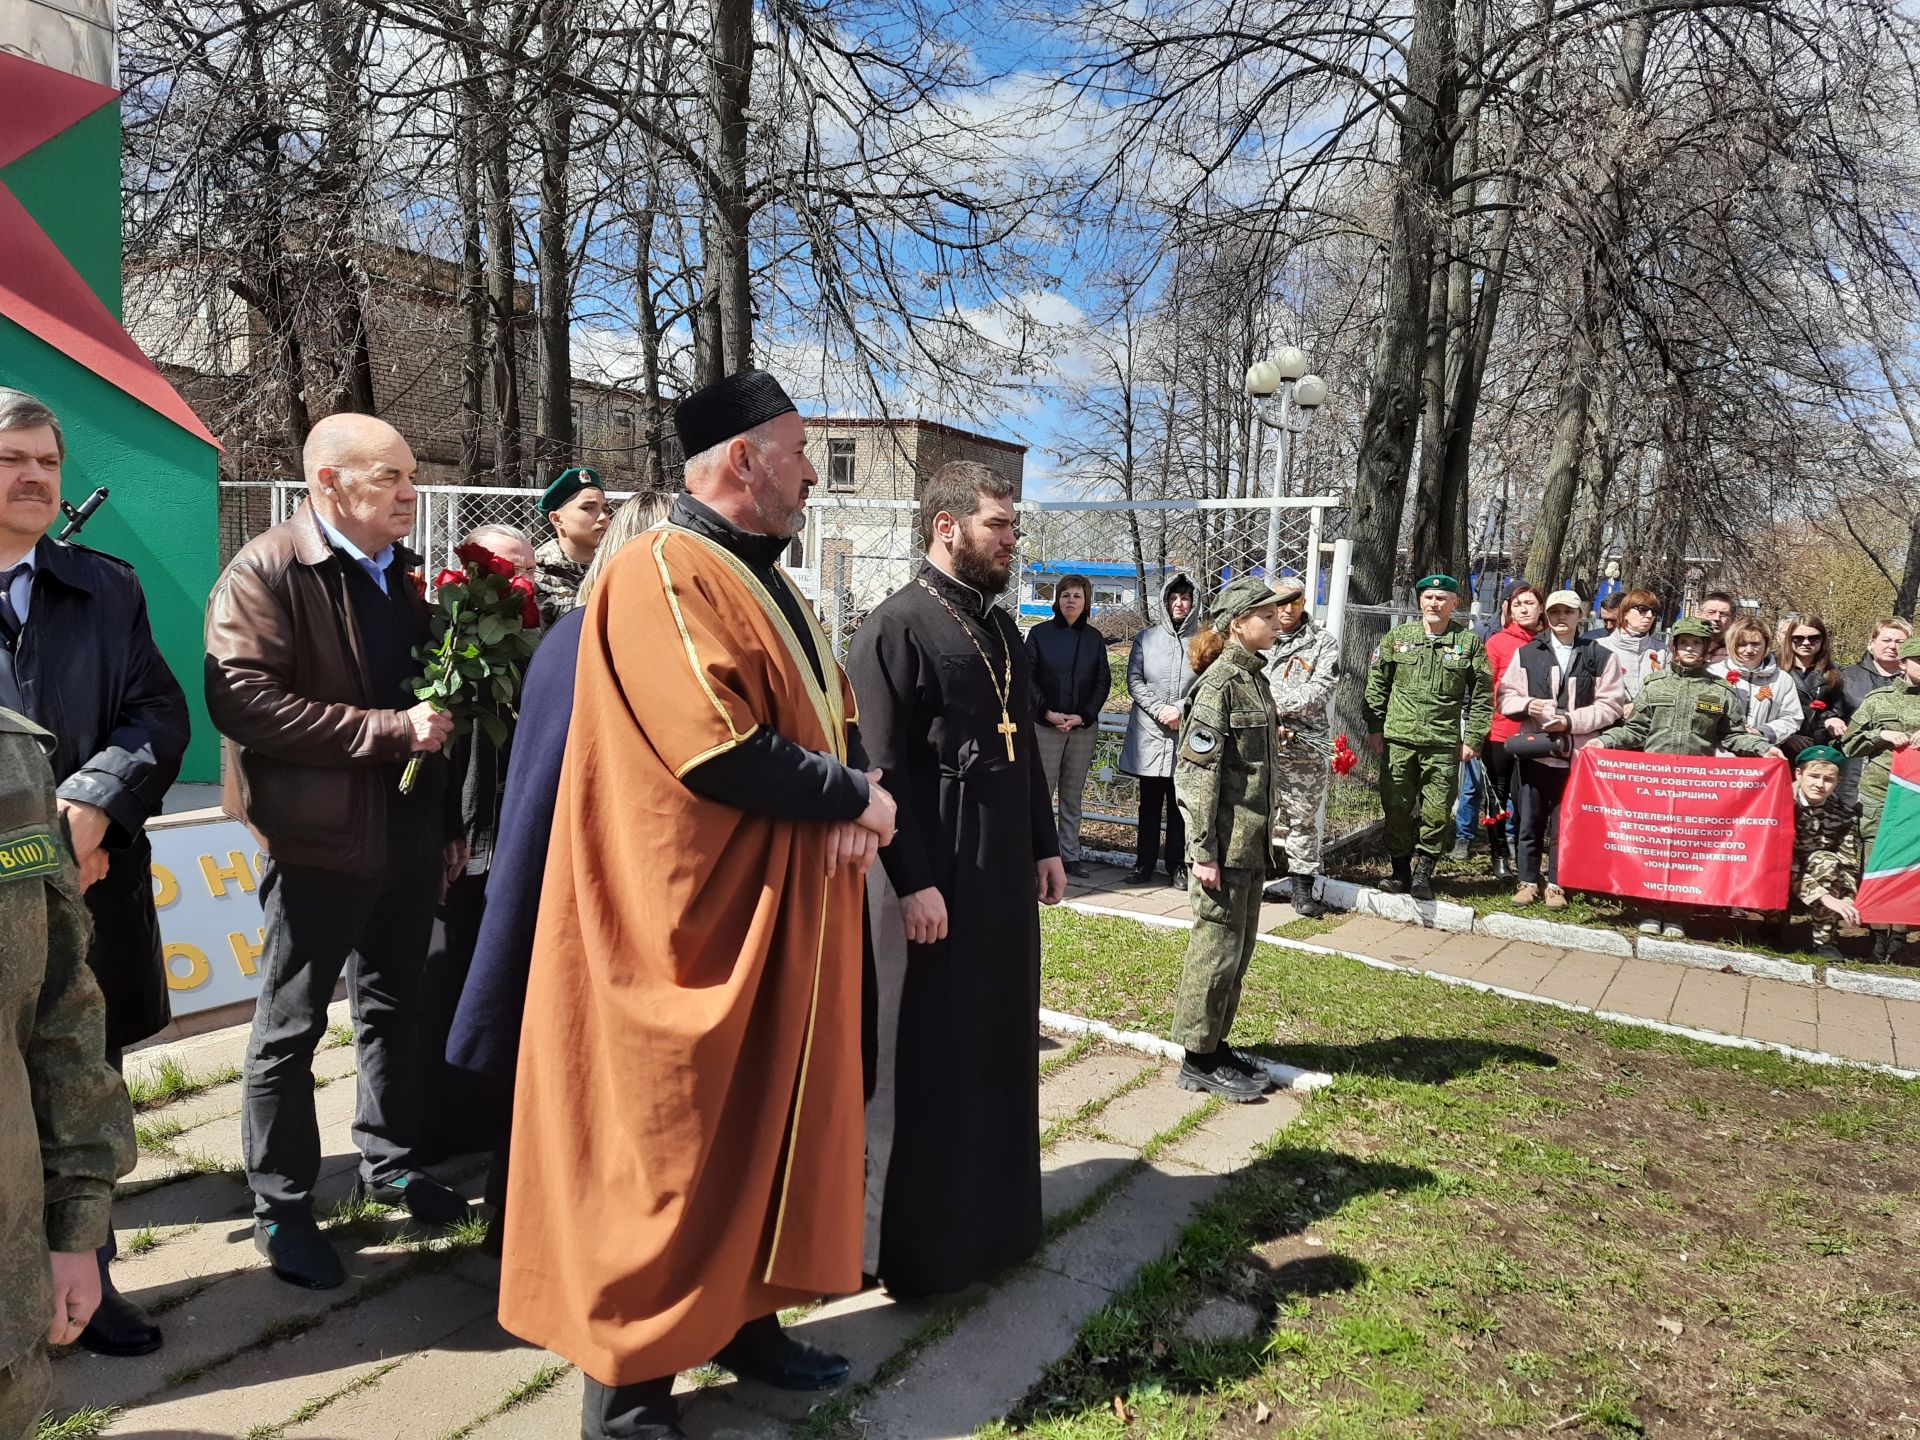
847, 560, 1060, 1297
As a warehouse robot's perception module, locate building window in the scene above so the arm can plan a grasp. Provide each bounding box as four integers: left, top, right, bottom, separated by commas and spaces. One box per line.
827, 438, 857, 492
570, 402, 582, 442
1035, 581, 1055, 601
615, 409, 634, 449
1095, 587, 1124, 606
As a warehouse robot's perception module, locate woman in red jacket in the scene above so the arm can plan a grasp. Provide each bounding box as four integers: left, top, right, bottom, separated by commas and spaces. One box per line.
1478, 582, 1544, 880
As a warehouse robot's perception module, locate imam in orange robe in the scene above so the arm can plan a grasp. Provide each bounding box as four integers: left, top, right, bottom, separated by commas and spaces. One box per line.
498, 522, 867, 1385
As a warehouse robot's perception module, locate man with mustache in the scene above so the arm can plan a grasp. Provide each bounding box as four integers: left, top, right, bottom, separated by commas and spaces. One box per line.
849, 460, 1066, 1299
0, 389, 188, 1358
205, 412, 467, 1291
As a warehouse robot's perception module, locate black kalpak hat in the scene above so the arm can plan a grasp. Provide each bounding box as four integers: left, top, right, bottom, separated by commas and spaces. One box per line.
671, 370, 798, 458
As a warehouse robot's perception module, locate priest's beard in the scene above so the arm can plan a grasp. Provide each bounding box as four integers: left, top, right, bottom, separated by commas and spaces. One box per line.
951, 527, 1012, 596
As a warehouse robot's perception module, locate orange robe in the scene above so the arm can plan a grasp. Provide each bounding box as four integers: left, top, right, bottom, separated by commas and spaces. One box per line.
498, 524, 867, 1385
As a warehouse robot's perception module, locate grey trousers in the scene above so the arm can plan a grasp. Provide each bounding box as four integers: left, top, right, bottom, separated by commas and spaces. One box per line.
243, 831, 445, 1222
1035, 724, 1098, 862
0, 1345, 48, 1440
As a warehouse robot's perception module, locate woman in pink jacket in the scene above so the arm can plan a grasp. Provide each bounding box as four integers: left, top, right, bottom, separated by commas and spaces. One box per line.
1477, 583, 1545, 880
1496, 589, 1628, 908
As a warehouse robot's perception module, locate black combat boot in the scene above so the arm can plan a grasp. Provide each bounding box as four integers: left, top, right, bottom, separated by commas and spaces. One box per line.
1289, 872, 1327, 918
1379, 857, 1412, 894
1489, 836, 1513, 882
1409, 854, 1436, 902
1176, 1049, 1266, 1102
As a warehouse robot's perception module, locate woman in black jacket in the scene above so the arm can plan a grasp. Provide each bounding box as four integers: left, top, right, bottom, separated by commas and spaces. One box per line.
1776, 613, 1846, 758
1026, 574, 1112, 877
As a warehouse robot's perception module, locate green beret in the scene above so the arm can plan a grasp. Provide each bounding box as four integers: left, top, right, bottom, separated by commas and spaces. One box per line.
1900, 636, 1920, 661
537, 466, 604, 515
1668, 617, 1715, 641
1211, 576, 1277, 629
1795, 745, 1846, 769
1413, 574, 1460, 596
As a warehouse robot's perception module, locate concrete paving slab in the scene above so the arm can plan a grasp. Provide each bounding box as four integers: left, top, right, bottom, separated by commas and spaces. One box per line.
1532, 952, 1623, 1009
280, 1308, 550, 1440
854, 1265, 1114, 1440
1087, 1073, 1206, 1148
1036, 1160, 1222, 1292
1042, 1138, 1139, 1216
1667, 969, 1751, 1034
725, 1286, 974, 1420
682, 1393, 795, 1439
1164, 1091, 1302, 1175
460, 1363, 583, 1438
1597, 956, 1688, 1022
1410, 931, 1510, 978
1037, 1050, 1157, 1122
1745, 978, 1818, 1028
1474, 941, 1573, 993
1817, 1020, 1897, 1066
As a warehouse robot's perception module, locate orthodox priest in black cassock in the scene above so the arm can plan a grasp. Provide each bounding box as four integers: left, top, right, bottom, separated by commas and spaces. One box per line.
846, 465, 1064, 1298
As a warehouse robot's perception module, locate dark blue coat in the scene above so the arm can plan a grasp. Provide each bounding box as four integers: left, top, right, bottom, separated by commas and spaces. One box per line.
445, 607, 582, 1078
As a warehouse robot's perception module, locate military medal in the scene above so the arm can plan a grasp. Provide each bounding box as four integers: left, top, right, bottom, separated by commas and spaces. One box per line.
917, 577, 1019, 760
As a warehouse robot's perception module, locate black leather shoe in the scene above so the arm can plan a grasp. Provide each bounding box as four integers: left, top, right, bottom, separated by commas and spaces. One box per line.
255, 1216, 346, 1290
1175, 1050, 1265, 1102
1124, 866, 1154, 884
1062, 860, 1090, 879
1226, 1048, 1280, 1092
358, 1174, 473, 1226
1409, 856, 1435, 902
1169, 866, 1190, 890
78, 1288, 163, 1356
713, 1325, 851, 1391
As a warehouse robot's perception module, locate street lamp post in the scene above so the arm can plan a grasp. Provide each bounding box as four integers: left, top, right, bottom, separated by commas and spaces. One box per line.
1245, 353, 1328, 588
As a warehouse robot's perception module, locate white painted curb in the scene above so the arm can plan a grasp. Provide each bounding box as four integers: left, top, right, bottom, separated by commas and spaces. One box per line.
1480, 910, 1634, 958
1316, 876, 1476, 932
1038, 1005, 1334, 1094
1826, 967, 1920, 1004
1636, 936, 1815, 986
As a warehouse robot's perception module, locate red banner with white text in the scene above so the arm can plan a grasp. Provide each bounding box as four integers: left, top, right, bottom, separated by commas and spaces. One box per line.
1556, 750, 1793, 909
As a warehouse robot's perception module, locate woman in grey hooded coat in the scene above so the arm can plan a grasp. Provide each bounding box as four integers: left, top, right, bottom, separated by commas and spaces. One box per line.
1120, 574, 1201, 884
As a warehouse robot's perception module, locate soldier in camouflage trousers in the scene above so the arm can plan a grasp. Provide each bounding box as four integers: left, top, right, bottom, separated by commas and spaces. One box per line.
0, 707, 136, 1440
1363, 574, 1493, 901
1837, 636, 1920, 960
1262, 578, 1340, 918
1171, 577, 1284, 1103
1786, 747, 1860, 960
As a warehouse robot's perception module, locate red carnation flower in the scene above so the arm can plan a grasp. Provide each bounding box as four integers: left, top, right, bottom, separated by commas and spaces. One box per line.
1811, 700, 1828, 711
1726, 669, 1741, 683
434, 567, 466, 589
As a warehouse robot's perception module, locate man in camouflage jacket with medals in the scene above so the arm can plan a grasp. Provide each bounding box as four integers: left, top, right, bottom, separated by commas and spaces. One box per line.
1262, 577, 1340, 916
1363, 575, 1493, 900
0, 705, 136, 1439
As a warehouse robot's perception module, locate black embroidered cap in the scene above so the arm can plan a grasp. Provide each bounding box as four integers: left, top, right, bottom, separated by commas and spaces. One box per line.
671, 370, 798, 458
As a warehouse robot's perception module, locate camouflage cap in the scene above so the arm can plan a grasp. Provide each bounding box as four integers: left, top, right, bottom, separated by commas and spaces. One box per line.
1900, 636, 1920, 661
1795, 744, 1846, 769
1211, 576, 1277, 629
1668, 617, 1715, 641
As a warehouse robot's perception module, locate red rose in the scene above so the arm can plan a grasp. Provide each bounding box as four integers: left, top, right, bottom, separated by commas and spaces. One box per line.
488, 554, 516, 578
520, 596, 542, 630
509, 575, 536, 598
434, 567, 466, 589
454, 541, 496, 569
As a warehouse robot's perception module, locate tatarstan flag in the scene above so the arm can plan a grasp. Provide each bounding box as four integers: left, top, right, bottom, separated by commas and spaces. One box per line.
1857, 750, 1920, 924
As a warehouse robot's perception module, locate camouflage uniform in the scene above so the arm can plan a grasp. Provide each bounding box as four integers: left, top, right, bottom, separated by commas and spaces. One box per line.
1364, 621, 1494, 858
0, 707, 136, 1437
1594, 668, 1775, 758
532, 536, 590, 628
1172, 643, 1276, 1053
1793, 794, 1860, 946
1839, 680, 1920, 845
1266, 618, 1340, 872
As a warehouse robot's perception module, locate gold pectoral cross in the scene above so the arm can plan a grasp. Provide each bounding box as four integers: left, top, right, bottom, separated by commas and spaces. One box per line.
997, 709, 1019, 761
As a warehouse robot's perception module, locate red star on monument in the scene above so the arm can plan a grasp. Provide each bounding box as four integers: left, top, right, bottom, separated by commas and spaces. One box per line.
0, 50, 217, 446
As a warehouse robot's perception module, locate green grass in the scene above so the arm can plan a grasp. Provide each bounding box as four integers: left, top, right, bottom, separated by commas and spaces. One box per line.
326, 1021, 355, 1048
125, 1057, 242, 1111
437, 1362, 572, 1440
121, 1225, 162, 1256
133, 1115, 188, 1152
1021, 907, 1920, 1438
35, 1408, 119, 1440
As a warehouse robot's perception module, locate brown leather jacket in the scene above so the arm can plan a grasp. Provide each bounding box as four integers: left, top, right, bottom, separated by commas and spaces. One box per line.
204, 505, 441, 875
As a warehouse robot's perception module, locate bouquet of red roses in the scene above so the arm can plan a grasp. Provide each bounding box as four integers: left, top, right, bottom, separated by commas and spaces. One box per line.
398, 541, 541, 794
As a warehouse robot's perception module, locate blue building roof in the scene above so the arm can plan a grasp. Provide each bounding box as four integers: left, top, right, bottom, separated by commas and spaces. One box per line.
1026, 560, 1173, 578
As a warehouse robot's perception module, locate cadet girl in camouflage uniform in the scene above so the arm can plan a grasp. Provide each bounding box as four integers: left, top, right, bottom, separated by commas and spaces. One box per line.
0, 707, 135, 1440
1838, 635, 1920, 959
1786, 746, 1860, 962
1262, 577, 1340, 916
1363, 575, 1493, 901
1171, 577, 1283, 1103
1590, 617, 1780, 938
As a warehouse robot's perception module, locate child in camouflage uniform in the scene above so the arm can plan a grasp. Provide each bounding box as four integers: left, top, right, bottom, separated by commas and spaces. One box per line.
1838, 635, 1920, 959
1171, 577, 1284, 1103
1786, 746, 1860, 962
